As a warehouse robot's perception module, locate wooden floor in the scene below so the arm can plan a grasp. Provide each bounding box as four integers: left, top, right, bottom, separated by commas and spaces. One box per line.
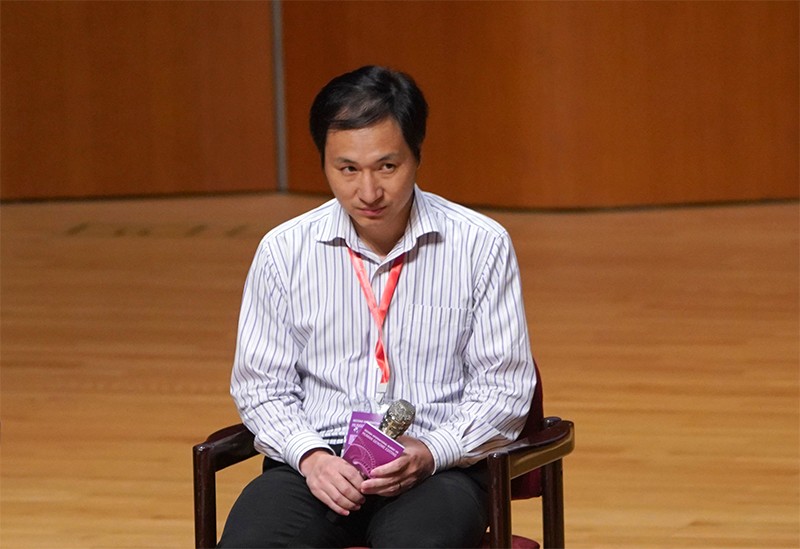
1, 194, 798, 548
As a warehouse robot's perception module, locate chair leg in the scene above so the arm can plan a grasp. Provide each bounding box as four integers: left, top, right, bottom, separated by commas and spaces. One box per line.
487, 454, 512, 548
193, 444, 218, 549
541, 459, 564, 549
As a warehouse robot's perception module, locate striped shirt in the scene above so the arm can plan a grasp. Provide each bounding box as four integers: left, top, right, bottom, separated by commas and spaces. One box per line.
231, 186, 536, 473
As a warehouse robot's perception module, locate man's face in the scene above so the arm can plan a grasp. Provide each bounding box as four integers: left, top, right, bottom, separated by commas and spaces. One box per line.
324, 117, 418, 254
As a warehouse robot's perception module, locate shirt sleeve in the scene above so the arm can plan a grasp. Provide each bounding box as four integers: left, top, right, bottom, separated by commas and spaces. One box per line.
417, 232, 536, 472
230, 239, 332, 472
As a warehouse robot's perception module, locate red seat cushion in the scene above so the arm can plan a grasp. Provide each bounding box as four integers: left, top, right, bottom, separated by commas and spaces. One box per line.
511, 535, 541, 549
480, 534, 541, 549
350, 533, 541, 549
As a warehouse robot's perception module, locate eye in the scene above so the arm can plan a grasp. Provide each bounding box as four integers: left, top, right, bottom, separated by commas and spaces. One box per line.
340, 165, 357, 174
381, 163, 397, 172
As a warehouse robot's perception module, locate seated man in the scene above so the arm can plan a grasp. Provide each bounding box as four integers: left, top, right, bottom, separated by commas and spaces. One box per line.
219, 65, 536, 548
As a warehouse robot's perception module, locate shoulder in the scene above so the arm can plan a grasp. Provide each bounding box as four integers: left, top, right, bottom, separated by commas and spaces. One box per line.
255, 198, 337, 251
248, 198, 338, 274
264, 198, 337, 241
420, 190, 509, 239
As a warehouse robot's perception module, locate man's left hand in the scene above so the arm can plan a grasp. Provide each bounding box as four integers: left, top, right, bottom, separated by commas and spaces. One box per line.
359, 435, 435, 497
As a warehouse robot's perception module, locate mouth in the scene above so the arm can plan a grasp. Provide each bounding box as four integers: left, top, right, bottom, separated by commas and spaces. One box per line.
358, 206, 386, 218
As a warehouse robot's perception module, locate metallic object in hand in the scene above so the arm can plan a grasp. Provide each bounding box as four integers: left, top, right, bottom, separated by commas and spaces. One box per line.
379, 399, 416, 439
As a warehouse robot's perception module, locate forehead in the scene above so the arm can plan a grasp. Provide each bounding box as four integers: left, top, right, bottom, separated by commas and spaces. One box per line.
325, 118, 410, 161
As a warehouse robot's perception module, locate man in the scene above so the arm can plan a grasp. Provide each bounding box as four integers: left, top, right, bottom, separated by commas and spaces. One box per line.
219, 65, 536, 548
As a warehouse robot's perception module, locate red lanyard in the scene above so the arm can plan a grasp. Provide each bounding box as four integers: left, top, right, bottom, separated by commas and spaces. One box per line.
347, 248, 404, 395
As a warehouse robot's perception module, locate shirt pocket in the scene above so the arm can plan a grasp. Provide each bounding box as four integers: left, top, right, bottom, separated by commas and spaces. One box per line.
398, 303, 471, 386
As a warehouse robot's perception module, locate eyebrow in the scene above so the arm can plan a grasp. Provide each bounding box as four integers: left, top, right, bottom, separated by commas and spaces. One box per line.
332, 153, 401, 165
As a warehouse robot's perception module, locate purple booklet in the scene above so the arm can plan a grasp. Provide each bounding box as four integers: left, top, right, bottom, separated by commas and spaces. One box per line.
342, 421, 404, 478
342, 411, 382, 454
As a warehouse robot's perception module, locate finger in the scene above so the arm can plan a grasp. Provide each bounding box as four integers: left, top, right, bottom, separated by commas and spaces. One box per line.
307, 465, 365, 513
339, 462, 367, 489
305, 479, 355, 516
322, 493, 356, 516
368, 455, 408, 478
315, 478, 367, 514
332, 480, 366, 508
328, 491, 363, 513
336, 463, 368, 503
360, 475, 404, 496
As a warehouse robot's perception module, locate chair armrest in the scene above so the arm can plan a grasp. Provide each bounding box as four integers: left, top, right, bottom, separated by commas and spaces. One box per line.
485, 418, 574, 548
489, 419, 575, 480
194, 423, 259, 472
193, 424, 259, 548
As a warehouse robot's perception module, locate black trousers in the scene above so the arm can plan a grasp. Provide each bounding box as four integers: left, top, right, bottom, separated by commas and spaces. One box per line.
218, 455, 489, 548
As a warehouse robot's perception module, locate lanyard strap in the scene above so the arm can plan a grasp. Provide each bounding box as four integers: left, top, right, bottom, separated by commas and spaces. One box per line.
347, 248, 404, 393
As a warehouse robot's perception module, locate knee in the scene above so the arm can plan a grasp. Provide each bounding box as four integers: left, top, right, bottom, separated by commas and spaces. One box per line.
218, 468, 310, 548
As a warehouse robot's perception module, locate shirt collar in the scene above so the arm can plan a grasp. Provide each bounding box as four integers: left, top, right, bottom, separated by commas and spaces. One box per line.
398, 186, 440, 251
315, 197, 359, 249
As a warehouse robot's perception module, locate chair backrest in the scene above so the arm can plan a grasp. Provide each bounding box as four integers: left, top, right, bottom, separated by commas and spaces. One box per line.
509, 360, 544, 500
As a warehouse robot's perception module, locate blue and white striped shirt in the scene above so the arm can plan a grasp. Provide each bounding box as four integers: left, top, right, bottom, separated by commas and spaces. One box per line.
231, 186, 536, 473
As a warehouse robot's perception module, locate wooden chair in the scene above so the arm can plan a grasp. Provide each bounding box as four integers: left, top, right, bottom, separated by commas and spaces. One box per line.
193, 365, 575, 549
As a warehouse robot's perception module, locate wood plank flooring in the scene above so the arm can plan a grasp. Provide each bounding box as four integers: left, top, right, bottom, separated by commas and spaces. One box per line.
1, 194, 797, 548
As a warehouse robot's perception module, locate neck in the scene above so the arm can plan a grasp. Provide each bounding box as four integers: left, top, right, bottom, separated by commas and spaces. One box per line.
357, 225, 404, 258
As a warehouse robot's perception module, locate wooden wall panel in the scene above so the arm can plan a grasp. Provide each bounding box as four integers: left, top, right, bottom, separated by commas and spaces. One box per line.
1, 1, 275, 200
282, 1, 798, 209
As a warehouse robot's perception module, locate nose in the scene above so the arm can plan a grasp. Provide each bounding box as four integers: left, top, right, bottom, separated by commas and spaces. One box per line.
358, 171, 382, 205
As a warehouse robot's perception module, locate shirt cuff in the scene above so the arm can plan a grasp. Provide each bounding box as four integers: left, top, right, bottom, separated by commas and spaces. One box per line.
418, 428, 462, 473
283, 430, 334, 473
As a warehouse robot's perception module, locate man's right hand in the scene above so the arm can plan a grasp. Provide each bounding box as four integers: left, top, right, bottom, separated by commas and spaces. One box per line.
299, 449, 366, 516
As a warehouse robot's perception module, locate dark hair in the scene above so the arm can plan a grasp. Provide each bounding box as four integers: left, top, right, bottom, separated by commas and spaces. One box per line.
309, 65, 428, 164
